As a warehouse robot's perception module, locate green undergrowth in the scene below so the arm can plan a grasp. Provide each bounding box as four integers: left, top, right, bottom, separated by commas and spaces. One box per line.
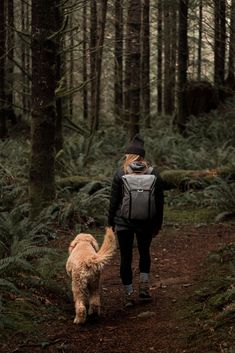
0, 248, 70, 342
181, 244, 235, 353
164, 205, 219, 225
0, 101, 235, 347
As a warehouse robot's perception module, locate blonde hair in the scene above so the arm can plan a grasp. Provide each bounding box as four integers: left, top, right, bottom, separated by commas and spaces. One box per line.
123, 154, 148, 173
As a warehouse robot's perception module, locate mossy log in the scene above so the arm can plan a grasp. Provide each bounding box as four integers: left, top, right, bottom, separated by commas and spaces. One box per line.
57, 166, 235, 193
161, 166, 235, 191
57, 176, 110, 192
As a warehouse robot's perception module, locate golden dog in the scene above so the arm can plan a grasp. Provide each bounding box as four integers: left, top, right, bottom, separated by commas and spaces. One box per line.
66, 227, 116, 324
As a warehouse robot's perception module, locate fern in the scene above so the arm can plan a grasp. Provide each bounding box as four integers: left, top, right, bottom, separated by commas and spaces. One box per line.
145, 110, 235, 169
0, 279, 19, 293
205, 178, 235, 212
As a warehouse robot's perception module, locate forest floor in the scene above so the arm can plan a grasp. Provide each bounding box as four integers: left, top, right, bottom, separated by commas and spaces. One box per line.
1, 222, 235, 353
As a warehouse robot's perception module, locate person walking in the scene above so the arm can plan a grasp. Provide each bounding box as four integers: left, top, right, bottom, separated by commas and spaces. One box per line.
108, 134, 164, 307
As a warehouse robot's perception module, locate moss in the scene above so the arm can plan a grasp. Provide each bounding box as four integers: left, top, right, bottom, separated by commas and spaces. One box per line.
164, 206, 219, 224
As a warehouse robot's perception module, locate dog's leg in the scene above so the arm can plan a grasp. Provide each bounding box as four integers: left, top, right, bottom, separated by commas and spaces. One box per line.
88, 295, 101, 316
88, 276, 101, 316
72, 279, 88, 324
74, 300, 87, 324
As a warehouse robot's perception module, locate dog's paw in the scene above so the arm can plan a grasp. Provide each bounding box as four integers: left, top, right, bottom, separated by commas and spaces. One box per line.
74, 316, 86, 324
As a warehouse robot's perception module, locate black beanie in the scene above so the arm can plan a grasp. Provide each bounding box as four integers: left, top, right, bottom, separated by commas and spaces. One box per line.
125, 134, 145, 158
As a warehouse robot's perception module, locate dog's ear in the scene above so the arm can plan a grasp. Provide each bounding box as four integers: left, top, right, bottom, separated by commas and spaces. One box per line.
68, 235, 80, 253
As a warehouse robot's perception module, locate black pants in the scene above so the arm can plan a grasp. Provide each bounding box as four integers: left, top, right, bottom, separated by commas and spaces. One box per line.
116, 229, 153, 286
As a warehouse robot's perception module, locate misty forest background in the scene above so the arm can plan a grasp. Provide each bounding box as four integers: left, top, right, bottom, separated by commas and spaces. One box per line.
0, 0, 235, 343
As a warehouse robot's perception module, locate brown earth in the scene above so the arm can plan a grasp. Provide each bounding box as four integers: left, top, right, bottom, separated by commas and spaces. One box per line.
2, 223, 235, 353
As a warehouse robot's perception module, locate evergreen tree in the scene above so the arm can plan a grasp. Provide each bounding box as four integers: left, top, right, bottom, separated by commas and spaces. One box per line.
82, 0, 88, 121
157, 0, 163, 115
141, 0, 150, 127
226, 0, 235, 90
6, 0, 16, 125
29, 0, 58, 216
125, 0, 141, 138
214, 0, 226, 87
0, 0, 7, 138
177, 0, 189, 133
114, 0, 124, 124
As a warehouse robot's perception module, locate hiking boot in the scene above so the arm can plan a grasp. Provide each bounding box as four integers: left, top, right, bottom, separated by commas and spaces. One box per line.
125, 291, 135, 308
139, 282, 152, 300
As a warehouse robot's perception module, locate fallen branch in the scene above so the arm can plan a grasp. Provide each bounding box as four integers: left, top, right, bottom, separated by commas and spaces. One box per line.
160, 166, 235, 191
57, 176, 109, 191
56, 166, 235, 193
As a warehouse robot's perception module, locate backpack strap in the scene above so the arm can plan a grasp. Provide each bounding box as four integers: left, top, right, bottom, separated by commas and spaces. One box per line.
146, 166, 153, 174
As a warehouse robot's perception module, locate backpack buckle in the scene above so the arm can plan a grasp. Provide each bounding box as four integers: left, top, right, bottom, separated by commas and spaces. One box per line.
137, 189, 144, 192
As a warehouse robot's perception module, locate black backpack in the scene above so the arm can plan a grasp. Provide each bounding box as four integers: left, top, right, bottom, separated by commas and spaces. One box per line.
120, 163, 157, 220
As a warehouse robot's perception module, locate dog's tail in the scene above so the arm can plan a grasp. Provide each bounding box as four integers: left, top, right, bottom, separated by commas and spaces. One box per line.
89, 227, 116, 269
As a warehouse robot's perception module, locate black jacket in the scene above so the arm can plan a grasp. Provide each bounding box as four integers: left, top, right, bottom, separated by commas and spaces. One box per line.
108, 166, 164, 234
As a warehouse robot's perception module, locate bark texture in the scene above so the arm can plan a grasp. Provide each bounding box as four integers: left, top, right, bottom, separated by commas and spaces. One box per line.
90, 0, 108, 132
30, 0, 58, 216
125, 0, 141, 138
177, 0, 189, 134
226, 0, 235, 91
157, 0, 163, 114
6, 0, 16, 125
82, 0, 88, 121
0, 0, 7, 138
214, 0, 226, 87
141, 0, 150, 127
114, 0, 124, 123
197, 0, 203, 80
163, 0, 172, 115
55, 6, 64, 152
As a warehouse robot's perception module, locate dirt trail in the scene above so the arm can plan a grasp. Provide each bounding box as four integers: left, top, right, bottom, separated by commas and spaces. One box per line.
4, 224, 235, 353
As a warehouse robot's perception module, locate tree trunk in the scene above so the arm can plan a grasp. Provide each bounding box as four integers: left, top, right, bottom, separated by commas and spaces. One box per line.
114, 0, 124, 124
226, 0, 235, 90
214, 0, 226, 87
55, 66, 63, 152
141, 0, 150, 127
169, 3, 177, 114
84, 0, 108, 162
126, 0, 141, 138
214, 0, 220, 85
90, 0, 107, 132
93, 0, 108, 132
197, 0, 203, 80
163, 0, 172, 115
177, 0, 189, 134
55, 6, 64, 152
157, 0, 163, 115
5, 0, 16, 126
25, 1, 31, 115
30, 0, 57, 217
0, 0, 7, 138
90, 0, 97, 132
124, 4, 131, 126
69, 12, 74, 121
82, 0, 88, 121
220, 0, 226, 85
21, 0, 27, 115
